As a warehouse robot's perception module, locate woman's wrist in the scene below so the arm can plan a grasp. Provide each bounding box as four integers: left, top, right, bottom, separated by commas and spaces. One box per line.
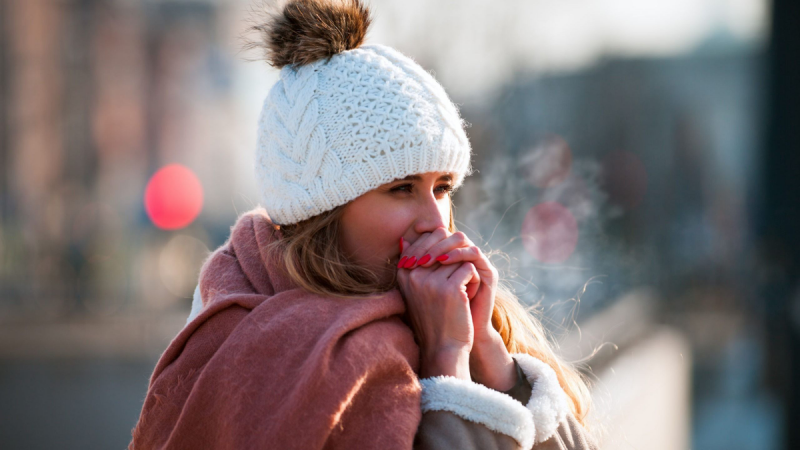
469, 329, 517, 391
420, 345, 472, 380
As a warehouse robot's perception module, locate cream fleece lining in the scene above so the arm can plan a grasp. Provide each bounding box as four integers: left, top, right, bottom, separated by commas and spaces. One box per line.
420, 375, 535, 449
513, 353, 571, 443
419, 353, 571, 447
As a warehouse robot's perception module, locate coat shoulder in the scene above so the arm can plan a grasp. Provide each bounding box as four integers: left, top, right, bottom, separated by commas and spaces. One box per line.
533, 413, 601, 450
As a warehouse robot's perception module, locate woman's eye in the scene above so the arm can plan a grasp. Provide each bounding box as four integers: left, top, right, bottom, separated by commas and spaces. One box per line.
391, 184, 454, 194
392, 184, 413, 193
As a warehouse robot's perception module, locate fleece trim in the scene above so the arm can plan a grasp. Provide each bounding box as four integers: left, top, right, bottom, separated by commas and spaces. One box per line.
512, 353, 571, 444
419, 375, 535, 449
186, 284, 203, 326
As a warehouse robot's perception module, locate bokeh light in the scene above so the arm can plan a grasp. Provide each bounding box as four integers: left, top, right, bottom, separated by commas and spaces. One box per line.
520, 202, 579, 263
144, 164, 203, 230
158, 234, 210, 300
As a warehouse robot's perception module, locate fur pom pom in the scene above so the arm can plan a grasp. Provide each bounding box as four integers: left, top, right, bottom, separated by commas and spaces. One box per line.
251, 0, 372, 68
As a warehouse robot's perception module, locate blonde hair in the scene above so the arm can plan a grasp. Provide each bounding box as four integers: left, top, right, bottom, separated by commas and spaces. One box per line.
262, 199, 594, 427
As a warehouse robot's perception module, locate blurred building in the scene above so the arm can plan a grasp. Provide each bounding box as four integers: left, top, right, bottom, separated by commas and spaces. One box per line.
1, 0, 250, 319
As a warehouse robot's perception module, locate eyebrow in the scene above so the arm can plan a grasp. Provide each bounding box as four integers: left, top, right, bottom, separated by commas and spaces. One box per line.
395, 173, 454, 182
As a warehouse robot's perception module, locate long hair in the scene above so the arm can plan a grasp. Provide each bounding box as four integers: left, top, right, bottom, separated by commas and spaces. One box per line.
261, 199, 594, 428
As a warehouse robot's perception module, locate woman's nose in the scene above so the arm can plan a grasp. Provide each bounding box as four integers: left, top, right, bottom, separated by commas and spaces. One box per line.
413, 194, 448, 234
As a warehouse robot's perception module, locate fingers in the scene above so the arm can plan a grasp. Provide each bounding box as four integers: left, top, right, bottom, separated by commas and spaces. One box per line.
398, 228, 449, 268
401, 259, 479, 297
447, 262, 479, 296
403, 257, 460, 288
415, 231, 472, 268
435, 245, 489, 271
398, 230, 490, 276
429, 244, 497, 280
464, 264, 480, 299
435, 245, 482, 266
399, 249, 462, 286
401, 230, 471, 269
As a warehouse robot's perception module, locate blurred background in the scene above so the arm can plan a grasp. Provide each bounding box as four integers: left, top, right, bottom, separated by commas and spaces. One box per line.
0, 0, 797, 448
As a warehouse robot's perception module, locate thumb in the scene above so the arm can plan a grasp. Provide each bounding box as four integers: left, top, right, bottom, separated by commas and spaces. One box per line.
450, 262, 479, 298
466, 268, 480, 299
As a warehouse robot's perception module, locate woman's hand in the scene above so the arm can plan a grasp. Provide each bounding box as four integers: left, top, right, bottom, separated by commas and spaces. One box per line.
401, 228, 517, 391
396, 228, 479, 381
401, 229, 498, 339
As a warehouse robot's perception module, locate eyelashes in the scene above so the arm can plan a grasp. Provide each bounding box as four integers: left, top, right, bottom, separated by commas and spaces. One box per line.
439, 184, 455, 194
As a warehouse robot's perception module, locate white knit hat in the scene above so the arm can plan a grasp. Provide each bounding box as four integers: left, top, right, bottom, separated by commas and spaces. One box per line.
253, 0, 474, 225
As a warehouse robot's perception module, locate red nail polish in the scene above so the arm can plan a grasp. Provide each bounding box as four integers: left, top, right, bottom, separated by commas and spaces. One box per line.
399, 237, 404, 253
397, 256, 408, 268
403, 256, 417, 268
435, 254, 449, 262
418, 254, 431, 265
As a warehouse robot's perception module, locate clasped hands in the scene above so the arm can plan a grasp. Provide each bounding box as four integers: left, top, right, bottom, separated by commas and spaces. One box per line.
396, 228, 518, 392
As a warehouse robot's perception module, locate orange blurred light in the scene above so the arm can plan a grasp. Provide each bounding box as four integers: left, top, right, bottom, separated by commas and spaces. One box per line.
521, 202, 578, 264
144, 164, 203, 230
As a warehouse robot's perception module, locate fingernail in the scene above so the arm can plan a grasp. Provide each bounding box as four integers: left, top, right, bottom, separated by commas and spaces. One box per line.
435, 254, 449, 262
399, 237, 404, 253
397, 256, 408, 268
418, 254, 431, 265
403, 256, 417, 268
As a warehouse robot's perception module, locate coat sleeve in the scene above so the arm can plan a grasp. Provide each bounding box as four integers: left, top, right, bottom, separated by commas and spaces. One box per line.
414, 355, 601, 450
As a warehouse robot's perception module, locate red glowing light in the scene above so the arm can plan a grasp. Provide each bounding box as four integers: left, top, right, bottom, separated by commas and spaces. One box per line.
144, 164, 203, 230
521, 202, 578, 264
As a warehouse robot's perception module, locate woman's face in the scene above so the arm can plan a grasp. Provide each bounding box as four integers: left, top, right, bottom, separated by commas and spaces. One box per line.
339, 171, 455, 285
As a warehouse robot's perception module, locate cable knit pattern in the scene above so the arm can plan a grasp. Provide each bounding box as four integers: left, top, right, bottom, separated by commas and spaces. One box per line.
512, 353, 572, 444
256, 43, 474, 225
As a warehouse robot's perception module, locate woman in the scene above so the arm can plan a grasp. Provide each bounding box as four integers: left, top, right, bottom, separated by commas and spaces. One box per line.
130, 0, 599, 448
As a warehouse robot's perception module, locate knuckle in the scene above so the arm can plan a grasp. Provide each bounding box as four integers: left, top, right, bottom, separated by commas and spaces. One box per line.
432, 227, 449, 240
454, 232, 469, 245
